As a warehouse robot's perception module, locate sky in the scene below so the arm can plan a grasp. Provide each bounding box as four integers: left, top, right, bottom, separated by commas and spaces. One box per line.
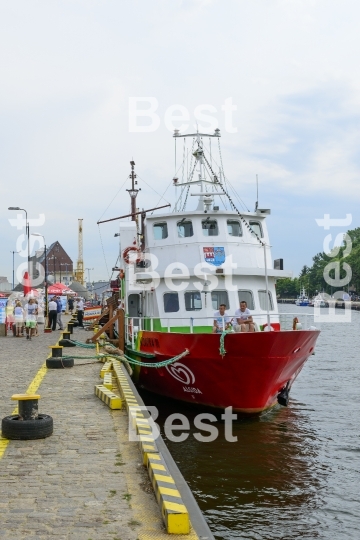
1, 0, 360, 285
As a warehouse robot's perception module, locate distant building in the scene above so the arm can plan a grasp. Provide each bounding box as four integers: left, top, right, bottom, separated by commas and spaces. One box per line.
0, 277, 11, 292
31, 241, 73, 286
86, 280, 110, 300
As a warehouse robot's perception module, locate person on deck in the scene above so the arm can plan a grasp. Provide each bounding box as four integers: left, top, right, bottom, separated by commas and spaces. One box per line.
233, 301, 255, 332
213, 303, 232, 333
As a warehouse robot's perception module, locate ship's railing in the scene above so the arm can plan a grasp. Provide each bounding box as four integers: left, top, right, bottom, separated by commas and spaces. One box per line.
124, 312, 314, 347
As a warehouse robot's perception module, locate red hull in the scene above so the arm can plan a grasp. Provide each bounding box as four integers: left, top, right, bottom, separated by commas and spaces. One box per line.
130, 330, 320, 413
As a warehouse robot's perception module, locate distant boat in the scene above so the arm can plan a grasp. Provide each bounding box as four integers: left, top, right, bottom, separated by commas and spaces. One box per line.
310, 292, 327, 308
295, 287, 310, 306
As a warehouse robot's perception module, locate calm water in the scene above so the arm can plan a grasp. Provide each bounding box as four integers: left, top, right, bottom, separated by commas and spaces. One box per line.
140, 305, 360, 539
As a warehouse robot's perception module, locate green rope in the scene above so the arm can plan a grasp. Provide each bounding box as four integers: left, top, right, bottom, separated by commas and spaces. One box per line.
62, 348, 190, 368
69, 339, 96, 349
62, 355, 101, 359
219, 330, 231, 357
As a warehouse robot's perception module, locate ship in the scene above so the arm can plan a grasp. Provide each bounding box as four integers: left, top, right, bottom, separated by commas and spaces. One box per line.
100, 130, 320, 413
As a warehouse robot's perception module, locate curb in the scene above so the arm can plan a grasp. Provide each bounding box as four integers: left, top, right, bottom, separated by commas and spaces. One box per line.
112, 358, 214, 539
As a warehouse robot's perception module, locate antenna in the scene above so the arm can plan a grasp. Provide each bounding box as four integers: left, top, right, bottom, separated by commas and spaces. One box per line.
255, 174, 259, 212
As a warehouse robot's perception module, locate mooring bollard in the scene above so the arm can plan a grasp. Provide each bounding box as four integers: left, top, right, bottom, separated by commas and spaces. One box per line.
58, 331, 75, 347
1, 394, 53, 440
46, 345, 74, 368
67, 322, 74, 334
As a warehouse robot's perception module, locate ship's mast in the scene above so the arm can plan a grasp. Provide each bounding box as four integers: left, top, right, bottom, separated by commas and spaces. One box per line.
127, 160, 139, 222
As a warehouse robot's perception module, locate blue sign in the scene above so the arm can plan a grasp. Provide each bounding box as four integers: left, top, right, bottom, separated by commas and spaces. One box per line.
203, 247, 226, 266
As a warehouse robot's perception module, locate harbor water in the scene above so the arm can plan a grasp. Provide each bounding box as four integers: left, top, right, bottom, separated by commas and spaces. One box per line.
140, 305, 360, 539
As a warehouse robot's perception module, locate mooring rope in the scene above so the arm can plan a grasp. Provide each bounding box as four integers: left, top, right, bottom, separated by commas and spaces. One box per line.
219, 330, 233, 358
62, 348, 190, 368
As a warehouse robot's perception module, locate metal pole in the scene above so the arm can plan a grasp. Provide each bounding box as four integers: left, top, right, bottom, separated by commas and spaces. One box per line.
263, 243, 271, 329
25, 210, 30, 283
44, 245, 48, 318
131, 161, 136, 221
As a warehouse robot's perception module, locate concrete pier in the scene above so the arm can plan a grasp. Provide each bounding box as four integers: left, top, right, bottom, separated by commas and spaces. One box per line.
0, 318, 205, 539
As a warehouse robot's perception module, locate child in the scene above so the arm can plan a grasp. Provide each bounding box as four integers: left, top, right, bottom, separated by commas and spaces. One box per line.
14, 301, 24, 337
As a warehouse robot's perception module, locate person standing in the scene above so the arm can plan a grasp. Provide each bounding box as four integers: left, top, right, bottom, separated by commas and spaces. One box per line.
68, 296, 74, 314
48, 298, 58, 331
24, 298, 38, 340
76, 297, 84, 328
55, 296, 64, 330
14, 301, 24, 337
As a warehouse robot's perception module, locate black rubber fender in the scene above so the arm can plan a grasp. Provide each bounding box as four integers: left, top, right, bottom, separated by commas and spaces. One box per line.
1, 414, 53, 440
46, 357, 74, 369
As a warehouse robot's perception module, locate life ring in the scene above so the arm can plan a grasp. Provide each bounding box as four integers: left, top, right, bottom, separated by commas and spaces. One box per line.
122, 246, 141, 265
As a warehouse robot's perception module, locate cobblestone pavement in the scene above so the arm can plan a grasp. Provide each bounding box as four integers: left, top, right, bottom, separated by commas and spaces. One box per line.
0, 319, 164, 540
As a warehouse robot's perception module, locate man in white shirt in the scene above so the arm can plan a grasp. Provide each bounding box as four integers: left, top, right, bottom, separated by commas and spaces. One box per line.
213, 304, 232, 333
48, 298, 58, 331
76, 298, 84, 328
234, 301, 254, 332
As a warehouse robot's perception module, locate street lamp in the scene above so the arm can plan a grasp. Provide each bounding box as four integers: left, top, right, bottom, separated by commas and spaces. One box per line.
9, 250, 20, 290
31, 233, 48, 318
8, 207, 30, 284
86, 268, 94, 285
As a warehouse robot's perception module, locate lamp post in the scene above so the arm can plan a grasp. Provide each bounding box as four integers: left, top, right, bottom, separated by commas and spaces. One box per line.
31, 233, 48, 318
10, 250, 20, 290
86, 268, 94, 286
8, 207, 30, 284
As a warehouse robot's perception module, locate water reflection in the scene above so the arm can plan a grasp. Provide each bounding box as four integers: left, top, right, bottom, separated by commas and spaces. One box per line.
138, 306, 360, 539
139, 390, 327, 539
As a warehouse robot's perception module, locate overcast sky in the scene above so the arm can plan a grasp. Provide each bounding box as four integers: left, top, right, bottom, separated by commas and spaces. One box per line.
1, 0, 360, 284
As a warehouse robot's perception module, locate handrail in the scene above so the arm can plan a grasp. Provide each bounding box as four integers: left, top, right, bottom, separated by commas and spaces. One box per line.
124, 312, 313, 339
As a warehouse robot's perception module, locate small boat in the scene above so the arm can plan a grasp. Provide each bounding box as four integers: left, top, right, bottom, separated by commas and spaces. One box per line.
295, 288, 310, 306
102, 130, 320, 413
311, 293, 327, 308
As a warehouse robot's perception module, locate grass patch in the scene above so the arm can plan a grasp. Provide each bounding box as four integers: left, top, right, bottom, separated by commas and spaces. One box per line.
109, 490, 117, 497
123, 493, 132, 502
128, 519, 141, 527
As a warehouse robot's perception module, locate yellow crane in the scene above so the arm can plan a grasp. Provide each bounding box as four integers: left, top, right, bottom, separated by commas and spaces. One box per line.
74, 218, 85, 285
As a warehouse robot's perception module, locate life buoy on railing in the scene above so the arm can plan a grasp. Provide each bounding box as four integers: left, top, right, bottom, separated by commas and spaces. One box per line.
122, 246, 141, 265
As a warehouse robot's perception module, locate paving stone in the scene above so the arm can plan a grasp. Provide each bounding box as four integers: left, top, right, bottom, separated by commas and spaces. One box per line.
0, 322, 142, 540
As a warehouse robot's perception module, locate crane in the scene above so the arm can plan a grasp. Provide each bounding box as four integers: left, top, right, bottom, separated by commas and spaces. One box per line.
74, 218, 85, 285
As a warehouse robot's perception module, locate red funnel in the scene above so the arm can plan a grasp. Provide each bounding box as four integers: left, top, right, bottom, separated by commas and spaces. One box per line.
23, 271, 31, 295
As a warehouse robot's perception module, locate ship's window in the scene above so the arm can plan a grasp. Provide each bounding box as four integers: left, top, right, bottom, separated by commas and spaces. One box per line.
258, 290, 274, 311
202, 219, 219, 236
184, 291, 202, 311
238, 290, 255, 310
211, 290, 229, 310
249, 220, 263, 238
163, 292, 179, 313
177, 220, 193, 238
153, 222, 168, 240
227, 220, 242, 237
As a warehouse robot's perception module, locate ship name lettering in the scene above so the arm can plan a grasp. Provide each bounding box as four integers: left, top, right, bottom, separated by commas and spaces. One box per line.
140, 337, 160, 347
